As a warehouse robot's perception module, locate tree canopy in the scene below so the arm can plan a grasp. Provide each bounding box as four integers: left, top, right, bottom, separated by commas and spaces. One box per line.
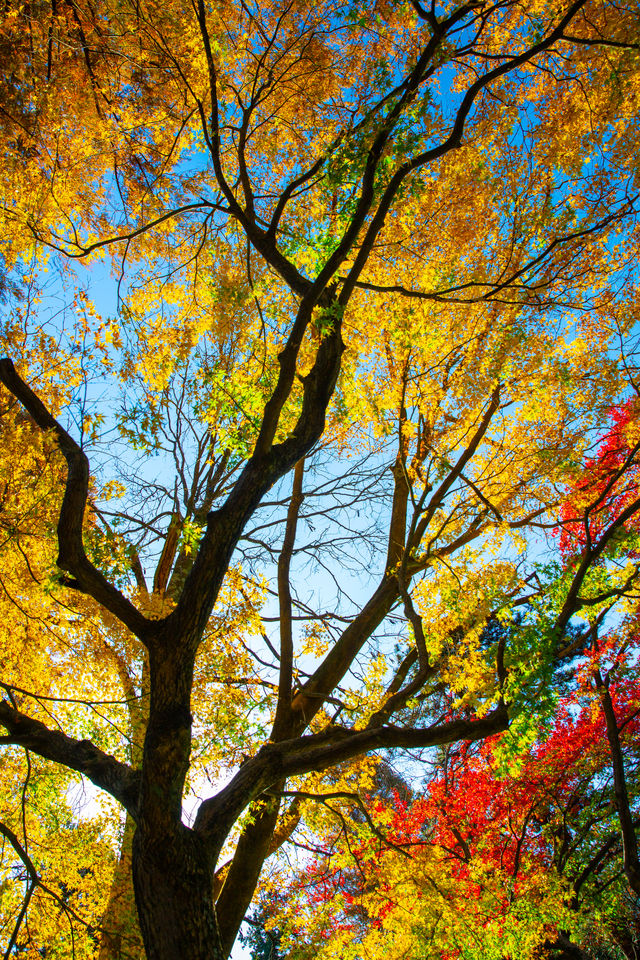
1, 1, 640, 958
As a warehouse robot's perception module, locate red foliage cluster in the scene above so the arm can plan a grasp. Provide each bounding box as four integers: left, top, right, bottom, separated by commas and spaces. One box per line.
426, 706, 603, 876
295, 670, 640, 952
556, 400, 640, 559
289, 407, 640, 954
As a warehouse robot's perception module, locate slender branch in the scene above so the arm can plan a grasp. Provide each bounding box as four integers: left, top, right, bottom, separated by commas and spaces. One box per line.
413, 384, 502, 544
366, 578, 437, 727
0, 820, 38, 960
277, 789, 414, 858
272, 458, 305, 739
27, 201, 216, 258
556, 492, 640, 636
346, 201, 636, 307
336, 2, 588, 305
194, 0, 309, 296
570, 827, 625, 901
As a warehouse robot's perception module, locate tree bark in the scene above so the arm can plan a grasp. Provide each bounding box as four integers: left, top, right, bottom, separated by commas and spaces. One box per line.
595, 669, 640, 894
99, 813, 145, 960
132, 824, 224, 960
216, 790, 282, 957
542, 931, 590, 959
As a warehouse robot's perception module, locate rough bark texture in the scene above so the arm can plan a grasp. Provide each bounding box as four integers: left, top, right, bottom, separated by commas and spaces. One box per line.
132, 826, 223, 960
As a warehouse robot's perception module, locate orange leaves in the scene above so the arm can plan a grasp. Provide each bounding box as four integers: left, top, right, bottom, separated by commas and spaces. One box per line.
3, 0, 640, 955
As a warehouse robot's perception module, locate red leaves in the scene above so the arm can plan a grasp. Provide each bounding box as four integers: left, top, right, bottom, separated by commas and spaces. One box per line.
556, 399, 640, 559
294, 669, 640, 954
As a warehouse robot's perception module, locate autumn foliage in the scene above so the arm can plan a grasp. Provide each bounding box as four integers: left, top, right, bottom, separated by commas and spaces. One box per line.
266, 414, 640, 960
556, 400, 640, 560
280, 676, 640, 959
1, 1, 640, 959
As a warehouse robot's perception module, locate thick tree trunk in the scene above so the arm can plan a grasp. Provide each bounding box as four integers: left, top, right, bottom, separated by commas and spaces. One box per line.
132, 824, 224, 960
99, 813, 145, 960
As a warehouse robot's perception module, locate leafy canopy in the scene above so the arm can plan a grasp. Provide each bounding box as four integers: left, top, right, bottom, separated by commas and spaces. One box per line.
1, 1, 640, 958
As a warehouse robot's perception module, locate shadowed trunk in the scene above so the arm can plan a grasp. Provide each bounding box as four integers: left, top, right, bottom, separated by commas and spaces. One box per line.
132, 824, 224, 960
541, 932, 590, 959
216, 790, 282, 956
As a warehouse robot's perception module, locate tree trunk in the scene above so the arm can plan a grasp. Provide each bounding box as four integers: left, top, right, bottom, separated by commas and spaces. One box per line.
132, 824, 224, 960
216, 791, 281, 956
541, 932, 589, 959
611, 917, 639, 960
100, 813, 145, 960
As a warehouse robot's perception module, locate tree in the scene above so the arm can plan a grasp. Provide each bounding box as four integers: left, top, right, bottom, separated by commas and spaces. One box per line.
264, 411, 640, 960
1, 1, 640, 958
270, 664, 640, 960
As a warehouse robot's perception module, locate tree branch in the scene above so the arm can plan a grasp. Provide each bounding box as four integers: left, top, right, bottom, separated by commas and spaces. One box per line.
193, 702, 508, 851
272, 459, 305, 739
594, 670, 640, 894
0, 699, 140, 817
0, 360, 151, 641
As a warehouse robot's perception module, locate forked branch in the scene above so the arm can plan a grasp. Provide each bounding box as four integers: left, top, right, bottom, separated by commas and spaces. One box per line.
0, 360, 151, 641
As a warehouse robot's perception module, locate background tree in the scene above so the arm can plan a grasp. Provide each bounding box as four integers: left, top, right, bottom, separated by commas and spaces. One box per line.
262, 408, 640, 960
268, 667, 640, 960
1, 1, 640, 959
